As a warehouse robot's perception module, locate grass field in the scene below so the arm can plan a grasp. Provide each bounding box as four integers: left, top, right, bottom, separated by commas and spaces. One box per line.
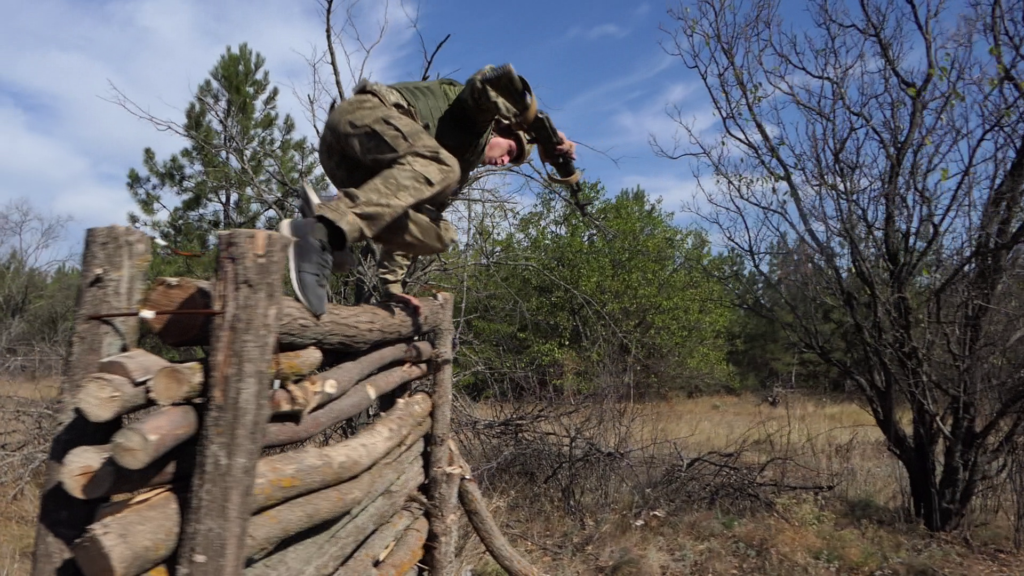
2, 380, 1022, 575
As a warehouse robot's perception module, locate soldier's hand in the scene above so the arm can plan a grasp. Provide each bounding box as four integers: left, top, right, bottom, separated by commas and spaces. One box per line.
389, 293, 422, 316
540, 130, 577, 164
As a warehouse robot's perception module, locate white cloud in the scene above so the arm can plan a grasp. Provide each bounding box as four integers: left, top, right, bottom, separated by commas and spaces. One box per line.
0, 0, 417, 246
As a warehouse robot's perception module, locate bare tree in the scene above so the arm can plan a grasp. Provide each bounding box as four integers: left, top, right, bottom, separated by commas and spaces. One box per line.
658, 0, 1024, 531
0, 198, 75, 378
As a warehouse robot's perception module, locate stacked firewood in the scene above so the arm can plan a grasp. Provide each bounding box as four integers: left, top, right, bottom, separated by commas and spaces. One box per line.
59, 277, 443, 576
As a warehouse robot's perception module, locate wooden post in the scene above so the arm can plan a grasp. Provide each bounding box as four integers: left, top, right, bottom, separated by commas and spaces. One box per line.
32, 226, 151, 576
425, 293, 457, 576
174, 229, 287, 576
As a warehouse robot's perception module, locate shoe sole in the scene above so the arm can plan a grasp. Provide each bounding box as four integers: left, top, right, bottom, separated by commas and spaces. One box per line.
300, 181, 322, 218
278, 219, 316, 314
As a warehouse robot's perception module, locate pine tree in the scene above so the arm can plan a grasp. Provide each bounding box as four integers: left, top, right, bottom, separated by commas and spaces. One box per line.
127, 43, 324, 276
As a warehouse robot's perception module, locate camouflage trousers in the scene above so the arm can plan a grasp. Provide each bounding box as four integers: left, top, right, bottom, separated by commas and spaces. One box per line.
317, 91, 461, 295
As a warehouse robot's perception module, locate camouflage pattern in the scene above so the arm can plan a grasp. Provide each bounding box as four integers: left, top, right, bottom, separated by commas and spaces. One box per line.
316, 65, 535, 296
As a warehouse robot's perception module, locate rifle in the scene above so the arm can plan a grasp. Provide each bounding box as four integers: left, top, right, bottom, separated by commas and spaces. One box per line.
525, 110, 592, 216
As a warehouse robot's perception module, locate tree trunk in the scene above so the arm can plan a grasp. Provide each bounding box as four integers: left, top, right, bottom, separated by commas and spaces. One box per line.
175, 230, 287, 576
111, 405, 199, 470
426, 293, 457, 575
75, 373, 149, 423
71, 488, 181, 576
33, 226, 151, 576
264, 363, 431, 447
252, 393, 432, 510
142, 277, 445, 352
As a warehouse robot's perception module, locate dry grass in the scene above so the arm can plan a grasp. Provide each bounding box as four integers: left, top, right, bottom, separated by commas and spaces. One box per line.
0, 378, 57, 576
2, 381, 1022, 575
460, 392, 1024, 575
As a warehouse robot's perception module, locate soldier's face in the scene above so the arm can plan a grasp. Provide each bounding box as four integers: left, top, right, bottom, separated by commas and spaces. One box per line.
483, 135, 518, 166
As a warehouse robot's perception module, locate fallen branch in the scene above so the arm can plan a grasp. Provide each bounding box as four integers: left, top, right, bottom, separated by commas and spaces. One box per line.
264, 363, 431, 447
71, 488, 181, 576
111, 405, 199, 470
268, 341, 432, 415
371, 516, 429, 576
253, 394, 432, 509
76, 373, 149, 423
454, 448, 541, 576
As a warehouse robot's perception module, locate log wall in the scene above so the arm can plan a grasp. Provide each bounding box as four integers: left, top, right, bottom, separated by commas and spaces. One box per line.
32, 225, 541, 576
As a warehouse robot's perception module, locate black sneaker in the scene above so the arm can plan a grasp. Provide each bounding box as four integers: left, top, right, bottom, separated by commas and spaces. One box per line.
278, 217, 334, 317
298, 181, 354, 273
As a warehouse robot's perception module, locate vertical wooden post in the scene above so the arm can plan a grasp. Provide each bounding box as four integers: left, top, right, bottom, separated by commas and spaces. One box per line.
425, 293, 457, 575
32, 227, 152, 576
175, 230, 287, 576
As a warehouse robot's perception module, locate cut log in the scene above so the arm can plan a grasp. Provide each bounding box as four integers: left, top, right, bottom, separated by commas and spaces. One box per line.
268, 341, 432, 416
333, 505, 424, 576
372, 516, 429, 576
295, 465, 425, 576
141, 277, 214, 347
258, 393, 434, 506
111, 405, 199, 470
426, 293, 457, 575
76, 373, 149, 423
64, 442, 189, 501
148, 361, 205, 405
273, 347, 324, 381
97, 349, 171, 384
253, 392, 432, 509
245, 465, 425, 576
456, 450, 541, 576
71, 488, 181, 576
264, 363, 431, 447
175, 230, 288, 576
60, 445, 113, 500
143, 278, 445, 352
55, 438, 429, 575
245, 439, 423, 558
32, 226, 151, 576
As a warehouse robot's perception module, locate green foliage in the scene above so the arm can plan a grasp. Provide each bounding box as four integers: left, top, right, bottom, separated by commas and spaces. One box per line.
0, 199, 79, 377
454, 182, 735, 398
127, 43, 324, 279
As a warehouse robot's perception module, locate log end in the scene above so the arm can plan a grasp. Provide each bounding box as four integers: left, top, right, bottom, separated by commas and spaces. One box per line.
148, 362, 204, 405
60, 445, 114, 500
111, 428, 150, 471
76, 374, 141, 423
72, 534, 119, 576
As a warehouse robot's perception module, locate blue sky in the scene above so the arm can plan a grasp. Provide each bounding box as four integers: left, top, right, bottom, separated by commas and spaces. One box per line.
0, 0, 708, 248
